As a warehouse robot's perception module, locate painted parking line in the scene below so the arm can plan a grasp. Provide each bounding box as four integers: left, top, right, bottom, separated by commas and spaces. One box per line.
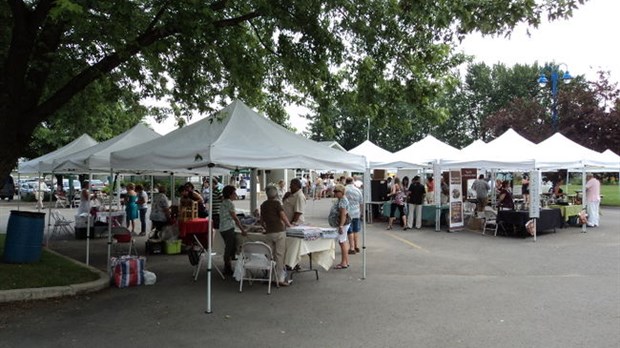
385, 231, 429, 252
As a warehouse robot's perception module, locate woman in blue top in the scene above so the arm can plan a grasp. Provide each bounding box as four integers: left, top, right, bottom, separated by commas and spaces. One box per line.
124, 183, 139, 234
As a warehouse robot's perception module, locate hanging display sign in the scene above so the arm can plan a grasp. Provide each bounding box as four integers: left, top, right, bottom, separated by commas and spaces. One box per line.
449, 169, 464, 231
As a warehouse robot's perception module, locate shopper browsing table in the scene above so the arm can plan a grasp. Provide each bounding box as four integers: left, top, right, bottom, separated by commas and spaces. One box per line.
219, 185, 246, 275
260, 185, 292, 286
282, 178, 306, 225
330, 184, 351, 269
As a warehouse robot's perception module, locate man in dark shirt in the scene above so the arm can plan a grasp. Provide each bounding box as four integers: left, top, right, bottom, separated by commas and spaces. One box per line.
406, 175, 426, 230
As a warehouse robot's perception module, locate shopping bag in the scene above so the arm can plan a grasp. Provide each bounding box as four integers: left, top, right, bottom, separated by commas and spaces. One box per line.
111, 256, 146, 288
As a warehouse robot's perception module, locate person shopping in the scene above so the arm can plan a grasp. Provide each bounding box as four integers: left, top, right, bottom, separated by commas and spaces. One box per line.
387, 177, 406, 230
149, 184, 170, 239
124, 183, 139, 234
585, 173, 601, 227
135, 184, 149, 236
329, 184, 351, 269
219, 185, 246, 275
260, 185, 292, 286
406, 175, 426, 230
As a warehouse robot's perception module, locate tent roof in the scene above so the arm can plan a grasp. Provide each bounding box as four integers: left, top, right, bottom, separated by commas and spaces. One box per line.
348, 140, 393, 167
18, 134, 98, 174
110, 100, 366, 172
319, 141, 347, 152
378, 135, 460, 168
440, 128, 536, 169
535, 133, 613, 169
52, 123, 161, 173
460, 139, 487, 154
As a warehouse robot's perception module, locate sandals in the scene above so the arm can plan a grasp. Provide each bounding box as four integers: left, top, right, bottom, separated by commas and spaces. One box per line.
348, 250, 356, 255
334, 264, 349, 269
355, 248, 360, 253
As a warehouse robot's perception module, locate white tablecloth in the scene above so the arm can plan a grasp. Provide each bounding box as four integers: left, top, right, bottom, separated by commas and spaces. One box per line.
231, 232, 336, 271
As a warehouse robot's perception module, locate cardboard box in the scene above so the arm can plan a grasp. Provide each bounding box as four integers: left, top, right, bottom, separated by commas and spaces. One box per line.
373, 169, 386, 180
467, 216, 484, 231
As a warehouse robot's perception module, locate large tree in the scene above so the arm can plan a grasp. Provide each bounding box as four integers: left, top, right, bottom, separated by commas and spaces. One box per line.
1, 0, 585, 177
484, 70, 620, 154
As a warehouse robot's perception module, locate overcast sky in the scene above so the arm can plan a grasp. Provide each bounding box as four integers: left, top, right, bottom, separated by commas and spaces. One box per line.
148, 0, 618, 135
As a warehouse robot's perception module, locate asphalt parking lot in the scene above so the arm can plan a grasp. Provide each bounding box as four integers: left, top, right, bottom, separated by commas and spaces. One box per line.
1, 199, 619, 348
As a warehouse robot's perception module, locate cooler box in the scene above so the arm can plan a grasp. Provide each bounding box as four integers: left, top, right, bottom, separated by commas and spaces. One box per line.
145, 240, 164, 255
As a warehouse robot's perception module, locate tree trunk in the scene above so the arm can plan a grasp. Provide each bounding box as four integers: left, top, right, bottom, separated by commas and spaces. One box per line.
0, 104, 40, 179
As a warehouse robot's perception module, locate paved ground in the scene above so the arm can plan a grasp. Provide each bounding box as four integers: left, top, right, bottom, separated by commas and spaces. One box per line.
1, 199, 619, 348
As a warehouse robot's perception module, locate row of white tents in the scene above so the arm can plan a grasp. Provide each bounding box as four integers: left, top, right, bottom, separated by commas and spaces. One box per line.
17, 100, 620, 312
349, 129, 620, 172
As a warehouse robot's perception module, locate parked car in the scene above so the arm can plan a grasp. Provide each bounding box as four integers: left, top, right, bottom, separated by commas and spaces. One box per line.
62, 179, 82, 194
0, 175, 15, 200
19, 181, 51, 200
88, 179, 106, 191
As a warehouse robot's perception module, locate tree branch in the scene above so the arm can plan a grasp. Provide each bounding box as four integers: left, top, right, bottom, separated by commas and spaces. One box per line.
145, 0, 172, 33
249, 21, 278, 56
29, 26, 178, 122
209, 0, 230, 12
213, 11, 261, 28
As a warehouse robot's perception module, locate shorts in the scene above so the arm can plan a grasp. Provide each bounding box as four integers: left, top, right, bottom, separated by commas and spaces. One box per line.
347, 218, 361, 234
337, 224, 351, 243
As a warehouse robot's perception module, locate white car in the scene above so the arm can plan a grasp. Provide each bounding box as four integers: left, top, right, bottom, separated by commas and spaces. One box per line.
19, 181, 51, 199
88, 179, 106, 191
62, 179, 81, 193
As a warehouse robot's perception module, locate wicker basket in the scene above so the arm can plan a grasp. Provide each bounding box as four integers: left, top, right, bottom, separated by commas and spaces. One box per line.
178, 201, 198, 222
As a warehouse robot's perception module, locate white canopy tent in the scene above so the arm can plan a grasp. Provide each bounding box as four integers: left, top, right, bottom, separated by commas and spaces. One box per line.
439, 129, 619, 238
595, 150, 620, 171
440, 129, 537, 170
52, 123, 161, 173
348, 140, 393, 168
377, 134, 460, 169
48, 123, 161, 268
535, 133, 618, 170
17, 134, 99, 235
460, 139, 487, 155
111, 101, 366, 172
111, 100, 367, 313
18, 134, 98, 174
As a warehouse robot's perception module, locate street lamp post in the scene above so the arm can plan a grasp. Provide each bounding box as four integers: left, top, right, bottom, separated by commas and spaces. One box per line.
538, 64, 572, 132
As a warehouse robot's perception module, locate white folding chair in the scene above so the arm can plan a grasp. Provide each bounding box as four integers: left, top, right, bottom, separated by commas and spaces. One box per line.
192, 234, 225, 281
482, 209, 499, 236
54, 194, 70, 208
50, 210, 74, 239
71, 193, 81, 208
112, 226, 138, 256
238, 241, 278, 295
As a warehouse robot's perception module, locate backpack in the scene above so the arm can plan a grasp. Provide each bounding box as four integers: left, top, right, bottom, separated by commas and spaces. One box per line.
328, 199, 352, 227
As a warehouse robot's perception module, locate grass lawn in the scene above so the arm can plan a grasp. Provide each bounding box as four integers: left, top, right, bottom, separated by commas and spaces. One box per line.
566, 184, 620, 206
0, 234, 100, 291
